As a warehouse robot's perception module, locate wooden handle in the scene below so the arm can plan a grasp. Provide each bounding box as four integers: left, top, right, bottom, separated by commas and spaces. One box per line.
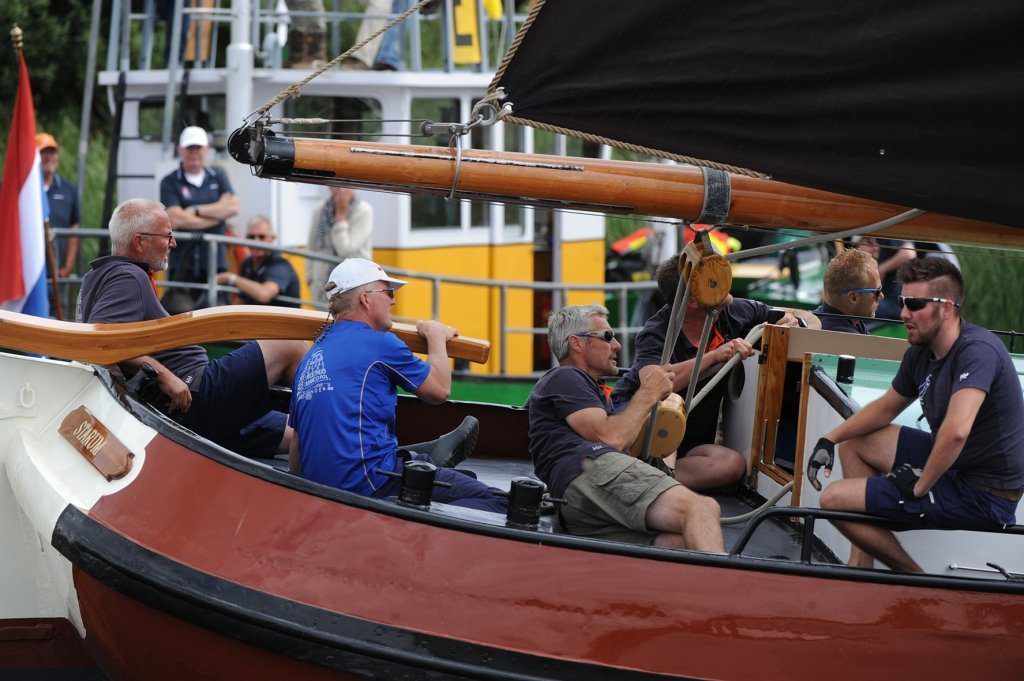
0, 307, 490, 365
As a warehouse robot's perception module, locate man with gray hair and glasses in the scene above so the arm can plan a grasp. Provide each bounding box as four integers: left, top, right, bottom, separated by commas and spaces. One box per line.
77, 198, 306, 460
528, 304, 724, 550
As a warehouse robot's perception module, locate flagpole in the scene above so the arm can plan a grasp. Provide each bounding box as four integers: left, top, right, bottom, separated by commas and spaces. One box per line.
11, 24, 63, 320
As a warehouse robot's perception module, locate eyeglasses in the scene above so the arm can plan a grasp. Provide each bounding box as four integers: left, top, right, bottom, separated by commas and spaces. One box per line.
247, 234, 272, 241
898, 296, 962, 312
139, 232, 175, 243
367, 287, 396, 300
576, 329, 616, 343
842, 287, 883, 299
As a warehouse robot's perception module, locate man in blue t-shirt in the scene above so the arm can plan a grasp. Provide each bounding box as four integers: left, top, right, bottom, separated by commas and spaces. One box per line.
37, 133, 81, 282
528, 304, 723, 550
159, 126, 240, 311
289, 258, 506, 513
611, 254, 819, 491
217, 216, 300, 307
812, 258, 1024, 572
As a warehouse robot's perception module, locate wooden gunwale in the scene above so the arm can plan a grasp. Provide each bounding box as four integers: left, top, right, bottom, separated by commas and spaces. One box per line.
0, 306, 490, 365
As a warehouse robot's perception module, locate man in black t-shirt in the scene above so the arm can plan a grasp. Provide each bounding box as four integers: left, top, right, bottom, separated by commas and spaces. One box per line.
811, 258, 1024, 572
528, 304, 724, 550
77, 199, 306, 459
217, 216, 301, 307
612, 254, 819, 490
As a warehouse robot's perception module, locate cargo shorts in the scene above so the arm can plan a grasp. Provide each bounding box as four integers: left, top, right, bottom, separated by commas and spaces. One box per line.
561, 451, 679, 544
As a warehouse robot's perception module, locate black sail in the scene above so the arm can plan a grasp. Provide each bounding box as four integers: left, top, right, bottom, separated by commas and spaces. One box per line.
491, 0, 1024, 228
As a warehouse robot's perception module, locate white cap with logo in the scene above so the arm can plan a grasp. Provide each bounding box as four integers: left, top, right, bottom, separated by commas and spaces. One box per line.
327, 258, 407, 298
179, 126, 210, 148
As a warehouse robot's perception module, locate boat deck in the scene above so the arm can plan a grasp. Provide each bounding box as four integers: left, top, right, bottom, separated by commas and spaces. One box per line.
458, 458, 837, 562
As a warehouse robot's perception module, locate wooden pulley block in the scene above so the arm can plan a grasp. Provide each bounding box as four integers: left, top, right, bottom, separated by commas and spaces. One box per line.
680, 241, 732, 308
629, 393, 687, 459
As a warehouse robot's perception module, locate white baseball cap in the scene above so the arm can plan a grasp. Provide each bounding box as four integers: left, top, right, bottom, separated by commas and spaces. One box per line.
327, 258, 407, 297
179, 126, 209, 148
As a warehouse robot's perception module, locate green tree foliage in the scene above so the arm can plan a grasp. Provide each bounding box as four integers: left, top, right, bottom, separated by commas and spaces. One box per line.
0, 1, 96, 123
1, 1, 110, 235
954, 246, 1024, 344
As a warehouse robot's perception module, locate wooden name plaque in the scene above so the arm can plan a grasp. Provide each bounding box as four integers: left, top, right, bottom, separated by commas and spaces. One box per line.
58, 406, 134, 481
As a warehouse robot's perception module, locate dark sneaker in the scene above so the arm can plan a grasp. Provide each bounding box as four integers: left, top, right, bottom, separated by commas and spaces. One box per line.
427, 416, 479, 469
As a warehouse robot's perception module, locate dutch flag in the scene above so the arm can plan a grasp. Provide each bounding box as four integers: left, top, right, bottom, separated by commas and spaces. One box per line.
0, 53, 48, 318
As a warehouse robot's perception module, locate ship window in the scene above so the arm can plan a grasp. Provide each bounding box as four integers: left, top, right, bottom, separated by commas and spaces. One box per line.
411, 97, 462, 230
138, 95, 227, 148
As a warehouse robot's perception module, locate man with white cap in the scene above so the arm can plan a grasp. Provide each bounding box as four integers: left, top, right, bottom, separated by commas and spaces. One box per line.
289, 258, 507, 513
159, 125, 240, 311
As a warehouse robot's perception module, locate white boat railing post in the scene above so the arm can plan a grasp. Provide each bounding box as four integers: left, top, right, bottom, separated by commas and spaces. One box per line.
499, 284, 508, 375
161, 0, 186, 160
410, 2, 423, 71
617, 283, 631, 368
477, 0, 488, 72
206, 239, 220, 308
431, 276, 440, 320
442, 0, 454, 72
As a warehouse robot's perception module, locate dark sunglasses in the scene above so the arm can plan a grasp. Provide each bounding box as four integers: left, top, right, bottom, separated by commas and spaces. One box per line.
898, 296, 962, 312
367, 287, 396, 300
842, 287, 883, 299
138, 231, 175, 243
576, 329, 616, 343
247, 233, 273, 241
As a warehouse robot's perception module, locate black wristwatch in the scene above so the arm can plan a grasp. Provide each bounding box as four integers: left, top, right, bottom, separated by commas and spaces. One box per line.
193, 205, 201, 217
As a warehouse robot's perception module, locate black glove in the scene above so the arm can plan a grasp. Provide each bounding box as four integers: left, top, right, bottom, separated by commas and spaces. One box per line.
885, 462, 920, 498
807, 437, 835, 491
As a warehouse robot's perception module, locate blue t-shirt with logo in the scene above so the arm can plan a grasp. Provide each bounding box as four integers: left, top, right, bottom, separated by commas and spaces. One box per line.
290, 320, 430, 496
892, 321, 1024, 489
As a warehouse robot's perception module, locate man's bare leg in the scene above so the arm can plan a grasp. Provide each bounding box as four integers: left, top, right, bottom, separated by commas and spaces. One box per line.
256, 339, 307, 386
821, 475, 922, 573
822, 424, 902, 567
674, 444, 747, 491
646, 485, 724, 552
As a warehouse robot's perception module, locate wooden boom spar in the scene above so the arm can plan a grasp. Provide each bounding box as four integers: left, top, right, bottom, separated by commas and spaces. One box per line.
0, 307, 490, 365
229, 127, 1024, 249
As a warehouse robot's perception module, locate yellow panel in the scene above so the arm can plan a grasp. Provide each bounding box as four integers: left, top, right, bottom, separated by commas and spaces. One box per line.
282, 251, 316, 309
488, 243, 534, 376
561, 239, 606, 308
452, 0, 482, 65
376, 243, 533, 375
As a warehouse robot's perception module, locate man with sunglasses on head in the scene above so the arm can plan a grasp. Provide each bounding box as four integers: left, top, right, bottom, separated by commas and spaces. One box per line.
289, 258, 507, 513
217, 216, 300, 307
77, 199, 307, 460
812, 248, 881, 334
527, 304, 725, 551
611, 254, 820, 491
810, 258, 1024, 572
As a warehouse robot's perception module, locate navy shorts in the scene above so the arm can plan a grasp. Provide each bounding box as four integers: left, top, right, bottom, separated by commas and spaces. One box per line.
379, 452, 508, 514
181, 341, 287, 459
865, 427, 1017, 530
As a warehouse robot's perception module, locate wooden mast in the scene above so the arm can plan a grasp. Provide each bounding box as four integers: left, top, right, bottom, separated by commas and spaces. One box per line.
229, 128, 1024, 249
